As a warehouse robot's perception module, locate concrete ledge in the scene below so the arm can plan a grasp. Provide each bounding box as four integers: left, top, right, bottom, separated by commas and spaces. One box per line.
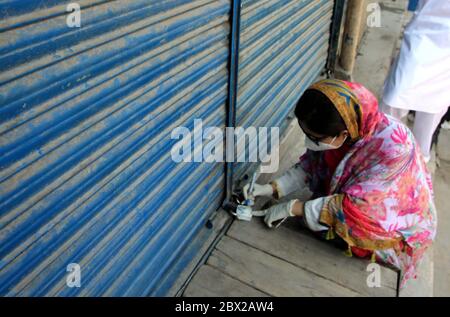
399, 247, 434, 297
437, 124, 450, 162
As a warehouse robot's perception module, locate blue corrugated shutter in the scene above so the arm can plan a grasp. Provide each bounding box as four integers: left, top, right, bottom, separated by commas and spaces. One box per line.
1, 0, 337, 296
0, 0, 229, 296
233, 0, 334, 181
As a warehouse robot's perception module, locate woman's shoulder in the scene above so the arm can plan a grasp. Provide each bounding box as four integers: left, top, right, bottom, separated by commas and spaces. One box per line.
373, 114, 416, 157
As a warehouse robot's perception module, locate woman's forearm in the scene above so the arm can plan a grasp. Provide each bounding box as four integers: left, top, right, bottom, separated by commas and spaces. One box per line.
303, 196, 336, 232
291, 200, 304, 217
271, 163, 311, 199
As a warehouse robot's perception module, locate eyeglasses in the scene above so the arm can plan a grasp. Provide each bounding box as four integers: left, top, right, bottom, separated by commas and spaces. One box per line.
298, 121, 334, 145
300, 127, 332, 146
303, 131, 328, 145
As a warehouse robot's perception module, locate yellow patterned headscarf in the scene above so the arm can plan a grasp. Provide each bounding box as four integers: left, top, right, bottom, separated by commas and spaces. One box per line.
308, 79, 363, 141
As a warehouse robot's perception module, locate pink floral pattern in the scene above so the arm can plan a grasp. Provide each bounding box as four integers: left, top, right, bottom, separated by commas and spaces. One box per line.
299, 81, 437, 287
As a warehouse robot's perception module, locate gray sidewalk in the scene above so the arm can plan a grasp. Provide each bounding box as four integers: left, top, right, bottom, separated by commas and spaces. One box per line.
433, 159, 450, 296
184, 217, 398, 297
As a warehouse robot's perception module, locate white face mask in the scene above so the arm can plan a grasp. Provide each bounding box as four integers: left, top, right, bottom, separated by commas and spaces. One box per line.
305, 135, 345, 151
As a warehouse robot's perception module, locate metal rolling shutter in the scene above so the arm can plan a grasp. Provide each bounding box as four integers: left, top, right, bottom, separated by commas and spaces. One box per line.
0, 0, 229, 296
233, 0, 334, 182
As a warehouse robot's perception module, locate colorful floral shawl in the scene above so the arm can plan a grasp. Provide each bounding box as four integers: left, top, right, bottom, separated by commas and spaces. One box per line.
298, 79, 437, 286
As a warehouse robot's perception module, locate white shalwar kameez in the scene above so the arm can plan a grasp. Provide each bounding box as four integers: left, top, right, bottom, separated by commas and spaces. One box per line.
381, 0, 450, 160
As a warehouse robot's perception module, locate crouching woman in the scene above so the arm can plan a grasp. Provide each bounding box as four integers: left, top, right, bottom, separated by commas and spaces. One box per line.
246, 79, 437, 286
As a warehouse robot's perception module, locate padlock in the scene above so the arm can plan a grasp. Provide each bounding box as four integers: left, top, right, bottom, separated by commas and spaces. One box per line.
235, 205, 253, 221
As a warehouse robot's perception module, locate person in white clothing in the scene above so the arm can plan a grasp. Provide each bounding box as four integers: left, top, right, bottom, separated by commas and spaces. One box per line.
381, 0, 450, 161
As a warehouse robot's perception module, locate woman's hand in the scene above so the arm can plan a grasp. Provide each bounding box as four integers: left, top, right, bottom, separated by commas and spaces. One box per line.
255, 199, 304, 228
243, 183, 274, 200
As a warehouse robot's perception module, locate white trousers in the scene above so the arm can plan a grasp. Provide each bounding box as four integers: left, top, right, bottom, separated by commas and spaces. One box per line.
380, 103, 448, 160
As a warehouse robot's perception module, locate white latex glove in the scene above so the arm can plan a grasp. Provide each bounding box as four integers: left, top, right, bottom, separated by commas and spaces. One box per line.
254, 199, 298, 228
243, 183, 273, 200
